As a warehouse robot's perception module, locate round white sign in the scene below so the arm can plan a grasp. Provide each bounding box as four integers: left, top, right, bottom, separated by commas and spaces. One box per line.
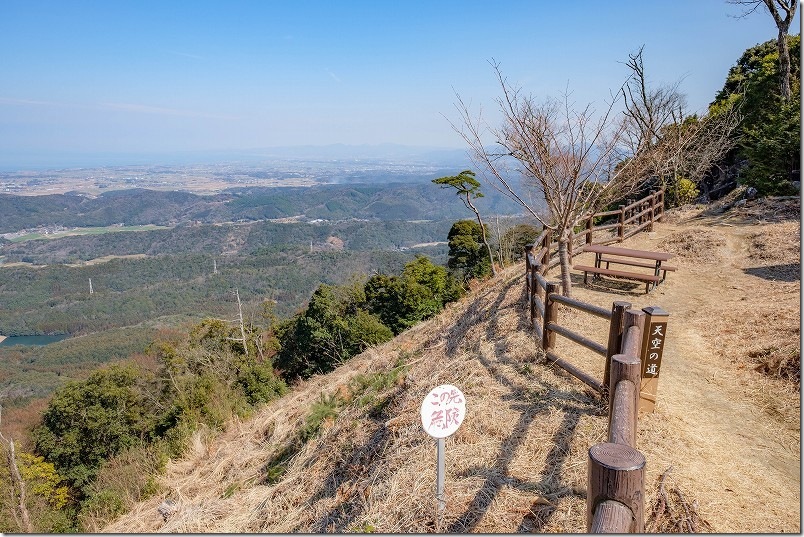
420, 384, 466, 438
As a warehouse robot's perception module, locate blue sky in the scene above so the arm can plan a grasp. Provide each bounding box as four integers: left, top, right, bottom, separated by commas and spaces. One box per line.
0, 0, 798, 167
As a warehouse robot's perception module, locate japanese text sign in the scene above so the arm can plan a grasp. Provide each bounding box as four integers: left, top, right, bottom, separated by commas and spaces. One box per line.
420, 384, 466, 439
641, 321, 667, 378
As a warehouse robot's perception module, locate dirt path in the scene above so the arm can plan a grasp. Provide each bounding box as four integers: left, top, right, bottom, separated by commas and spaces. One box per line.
570, 210, 800, 532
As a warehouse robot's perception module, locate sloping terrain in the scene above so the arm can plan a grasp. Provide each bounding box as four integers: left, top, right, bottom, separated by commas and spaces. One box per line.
102, 200, 800, 533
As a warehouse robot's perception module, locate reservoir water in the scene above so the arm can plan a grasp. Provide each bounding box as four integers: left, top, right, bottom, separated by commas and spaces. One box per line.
0, 334, 70, 347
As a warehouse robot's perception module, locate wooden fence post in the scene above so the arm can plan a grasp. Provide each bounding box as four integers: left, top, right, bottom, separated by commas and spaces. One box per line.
587, 443, 645, 532
617, 205, 625, 242
541, 282, 560, 353
608, 353, 641, 447
603, 301, 631, 392
524, 243, 534, 311
639, 306, 669, 413
649, 191, 656, 231
657, 190, 665, 222
542, 233, 552, 267
586, 216, 594, 245
620, 309, 646, 358
530, 263, 541, 327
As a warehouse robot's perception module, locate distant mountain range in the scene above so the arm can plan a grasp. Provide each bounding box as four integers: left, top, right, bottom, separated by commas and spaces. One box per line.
0, 182, 537, 234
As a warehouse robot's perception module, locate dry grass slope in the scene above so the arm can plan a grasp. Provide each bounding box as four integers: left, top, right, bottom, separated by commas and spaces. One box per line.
103, 198, 800, 533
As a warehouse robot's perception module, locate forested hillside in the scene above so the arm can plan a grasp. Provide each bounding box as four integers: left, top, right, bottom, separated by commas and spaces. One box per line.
0, 182, 524, 233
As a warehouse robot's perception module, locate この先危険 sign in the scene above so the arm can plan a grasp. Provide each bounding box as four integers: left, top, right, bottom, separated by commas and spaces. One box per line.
420, 384, 466, 439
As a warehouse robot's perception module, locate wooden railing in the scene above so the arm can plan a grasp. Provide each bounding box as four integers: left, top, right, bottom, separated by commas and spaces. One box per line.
587, 309, 647, 533
528, 189, 666, 266
524, 253, 650, 532
523, 190, 670, 532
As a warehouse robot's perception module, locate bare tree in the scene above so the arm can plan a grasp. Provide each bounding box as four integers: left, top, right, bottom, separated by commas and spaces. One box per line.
453, 62, 647, 296
729, 0, 798, 100
0, 406, 33, 533
621, 48, 740, 199
452, 56, 737, 296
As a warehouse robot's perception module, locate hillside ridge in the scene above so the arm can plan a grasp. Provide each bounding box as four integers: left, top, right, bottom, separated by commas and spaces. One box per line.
102, 201, 800, 533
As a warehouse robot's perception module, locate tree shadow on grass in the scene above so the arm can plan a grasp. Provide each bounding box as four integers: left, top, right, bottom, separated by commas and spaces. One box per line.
435, 270, 604, 532
448, 351, 599, 533
743, 263, 800, 282
294, 384, 407, 532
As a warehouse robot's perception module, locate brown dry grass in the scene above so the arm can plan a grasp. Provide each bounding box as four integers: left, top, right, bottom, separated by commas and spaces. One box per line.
102, 198, 800, 534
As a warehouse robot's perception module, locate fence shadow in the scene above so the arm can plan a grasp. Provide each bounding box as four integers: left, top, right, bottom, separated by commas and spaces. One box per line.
446, 304, 602, 532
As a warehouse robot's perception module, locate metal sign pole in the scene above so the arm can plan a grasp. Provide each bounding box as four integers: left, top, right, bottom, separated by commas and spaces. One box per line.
420, 384, 466, 532
436, 437, 445, 515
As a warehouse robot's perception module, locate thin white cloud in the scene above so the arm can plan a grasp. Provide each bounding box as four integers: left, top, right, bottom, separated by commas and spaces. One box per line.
326, 68, 342, 83
99, 102, 238, 120
168, 50, 205, 60
0, 97, 65, 107
0, 97, 237, 120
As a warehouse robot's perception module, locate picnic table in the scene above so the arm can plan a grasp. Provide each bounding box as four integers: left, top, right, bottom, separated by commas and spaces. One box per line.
573, 244, 676, 293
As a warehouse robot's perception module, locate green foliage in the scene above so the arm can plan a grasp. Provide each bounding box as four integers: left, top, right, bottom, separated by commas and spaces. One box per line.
29, 314, 288, 529
432, 170, 484, 201
365, 256, 463, 335
446, 220, 492, 281
237, 361, 288, 405
739, 97, 800, 195
348, 359, 409, 415
500, 224, 541, 263
667, 177, 700, 206
710, 35, 801, 195
32, 364, 152, 494
300, 393, 341, 442
18, 452, 70, 509
77, 442, 167, 530
275, 282, 393, 379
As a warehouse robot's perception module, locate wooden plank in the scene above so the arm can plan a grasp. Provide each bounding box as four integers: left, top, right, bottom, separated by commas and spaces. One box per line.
582, 244, 674, 262
546, 351, 604, 392
546, 322, 608, 357
600, 256, 677, 271
623, 220, 652, 239
593, 222, 620, 232
573, 265, 661, 283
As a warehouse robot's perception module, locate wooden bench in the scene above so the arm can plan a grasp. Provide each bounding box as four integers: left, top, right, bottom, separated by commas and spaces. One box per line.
599, 256, 677, 280
573, 264, 662, 294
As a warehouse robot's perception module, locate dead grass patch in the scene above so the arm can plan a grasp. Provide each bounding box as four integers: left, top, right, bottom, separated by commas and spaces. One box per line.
646, 466, 713, 533
747, 220, 800, 264
658, 228, 727, 263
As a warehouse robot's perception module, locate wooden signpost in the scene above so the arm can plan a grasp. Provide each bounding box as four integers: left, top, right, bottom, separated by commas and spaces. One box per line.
420, 384, 466, 522
639, 306, 669, 412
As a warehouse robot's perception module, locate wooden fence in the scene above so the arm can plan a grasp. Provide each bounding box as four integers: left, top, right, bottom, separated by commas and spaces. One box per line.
522, 189, 669, 532
525, 252, 650, 532
528, 189, 666, 268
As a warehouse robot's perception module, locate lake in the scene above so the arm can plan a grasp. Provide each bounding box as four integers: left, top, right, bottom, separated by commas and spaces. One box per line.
0, 334, 70, 347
